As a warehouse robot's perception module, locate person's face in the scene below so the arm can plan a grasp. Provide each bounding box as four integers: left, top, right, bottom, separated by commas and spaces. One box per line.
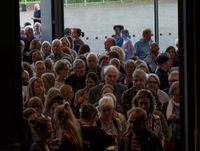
75, 63, 85, 78
110, 60, 120, 70
61, 39, 68, 48
59, 65, 69, 78
133, 76, 146, 90
87, 56, 97, 70
42, 43, 51, 55
33, 80, 44, 96
28, 113, 38, 126
104, 39, 115, 51
71, 29, 78, 38
172, 88, 180, 103
126, 63, 135, 75
20, 29, 25, 38
100, 58, 109, 68
33, 53, 42, 63
161, 60, 171, 71
34, 25, 41, 33
20, 41, 25, 52
129, 111, 145, 133
143, 31, 152, 41
99, 106, 114, 118
137, 96, 151, 113
35, 63, 46, 77
86, 77, 95, 88
138, 65, 148, 73
169, 74, 179, 86
114, 27, 121, 35
167, 48, 176, 59
67, 87, 74, 101
166, 60, 172, 70
42, 77, 50, 92
150, 44, 159, 57
32, 102, 43, 114
102, 87, 114, 95
146, 76, 159, 94
50, 102, 60, 117
63, 87, 74, 101
104, 70, 118, 85
26, 28, 33, 39
122, 32, 128, 39
35, 41, 41, 50
52, 41, 62, 56
22, 70, 29, 86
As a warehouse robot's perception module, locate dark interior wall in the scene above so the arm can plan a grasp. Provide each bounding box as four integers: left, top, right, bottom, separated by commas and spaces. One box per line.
0, 0, 199, 151
0, 0, 22, 149
179, 0, 200, 150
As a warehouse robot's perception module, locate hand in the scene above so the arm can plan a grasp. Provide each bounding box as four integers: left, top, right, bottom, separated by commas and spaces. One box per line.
48, 138, 60, 151
168, 114, 177, 121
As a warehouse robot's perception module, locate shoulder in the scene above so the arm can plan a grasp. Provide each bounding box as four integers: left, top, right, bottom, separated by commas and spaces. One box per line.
29, 142, 43, 151
76, 88, 85, 95
123, 87, 135, 95
116, 83, 127, 90
158, 89, 169, 99
152, 113, 161, 120
112, 117, 122, 130
146, 129, 161, 141
89, 83, 104, 92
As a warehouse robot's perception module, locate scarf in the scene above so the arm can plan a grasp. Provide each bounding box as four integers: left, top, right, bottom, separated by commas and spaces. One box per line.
166, 99, 179, 119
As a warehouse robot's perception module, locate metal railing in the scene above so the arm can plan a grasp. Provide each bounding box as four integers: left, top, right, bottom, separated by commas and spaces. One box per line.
64, 0, 124, 7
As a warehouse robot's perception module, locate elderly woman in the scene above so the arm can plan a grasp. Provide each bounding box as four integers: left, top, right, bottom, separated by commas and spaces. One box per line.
162, 81, 180, 151
86, 53, 101, 78
132, 89, 164, 142
79, 103, 115, 151
41, 41, 52, 59
121, 107, 163, 151
146, 73, 169, 111
124, 59, 136, 88
97, 96, 122, 151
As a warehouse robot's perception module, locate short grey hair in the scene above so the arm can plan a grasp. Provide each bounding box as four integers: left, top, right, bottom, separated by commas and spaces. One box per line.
132, 68, 147, 80
103, 65, 119, 78
86, 52, 98, 61
73, 58, 86, 69
147, 73, 160, 86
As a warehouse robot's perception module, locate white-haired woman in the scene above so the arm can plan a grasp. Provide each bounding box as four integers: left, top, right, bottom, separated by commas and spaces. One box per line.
97, 96, 122, 151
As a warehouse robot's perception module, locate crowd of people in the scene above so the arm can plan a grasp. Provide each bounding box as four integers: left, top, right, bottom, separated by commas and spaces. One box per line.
20, 12, 180, 150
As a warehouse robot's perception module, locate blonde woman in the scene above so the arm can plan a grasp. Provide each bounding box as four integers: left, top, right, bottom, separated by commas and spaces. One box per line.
54, 103, 83, 151
97, 96, 122, 151
27, 77, 46, 105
